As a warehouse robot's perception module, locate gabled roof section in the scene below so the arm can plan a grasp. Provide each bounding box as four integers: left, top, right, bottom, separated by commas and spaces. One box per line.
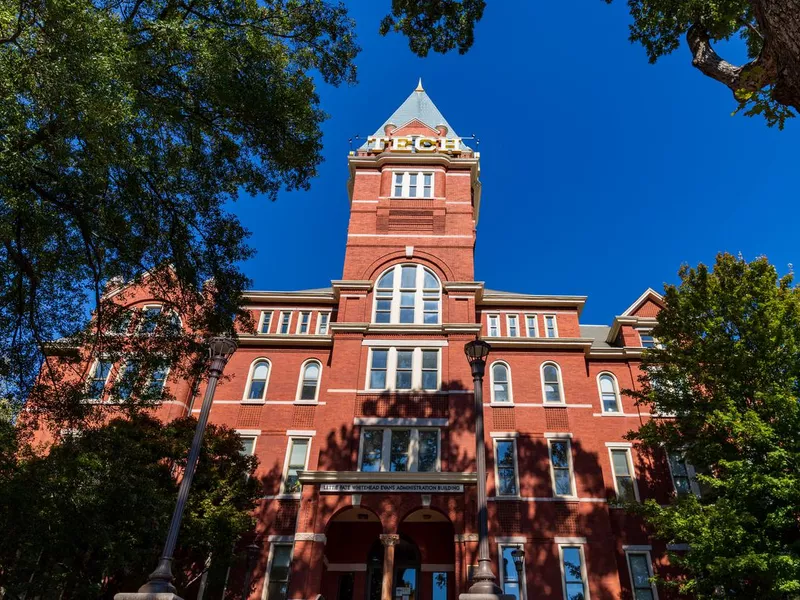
621, 288, 665, 317
361, 80, 470, 150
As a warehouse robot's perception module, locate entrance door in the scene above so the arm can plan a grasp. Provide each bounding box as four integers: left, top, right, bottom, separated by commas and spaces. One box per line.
392, 537, 420, 600
365, 536, 421, 600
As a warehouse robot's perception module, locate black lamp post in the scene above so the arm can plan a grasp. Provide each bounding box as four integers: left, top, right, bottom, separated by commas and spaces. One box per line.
242, 541, 261, 599
511, 546, 525, 600
460, 339, 511, 600
116, 336, 238, 600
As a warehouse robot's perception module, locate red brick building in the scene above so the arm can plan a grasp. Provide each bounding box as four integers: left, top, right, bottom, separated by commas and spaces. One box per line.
73, 82, 692, 600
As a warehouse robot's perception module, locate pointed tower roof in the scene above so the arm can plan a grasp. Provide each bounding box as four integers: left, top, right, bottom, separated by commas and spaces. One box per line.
362, 80, 470, 150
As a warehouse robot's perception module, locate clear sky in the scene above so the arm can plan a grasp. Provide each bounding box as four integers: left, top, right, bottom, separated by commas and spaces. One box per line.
227, 1, 799, 324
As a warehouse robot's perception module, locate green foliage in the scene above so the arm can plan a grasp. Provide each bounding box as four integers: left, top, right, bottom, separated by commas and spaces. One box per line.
0, 414, 260, 599
0, 0, 484, 428
607, 0, 796, 127
379, 0, 485, 56
628, 253, 800, 597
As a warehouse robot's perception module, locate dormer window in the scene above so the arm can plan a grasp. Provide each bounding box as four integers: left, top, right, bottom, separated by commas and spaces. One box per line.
373, 264, 441, 325
392, 172, 433, 198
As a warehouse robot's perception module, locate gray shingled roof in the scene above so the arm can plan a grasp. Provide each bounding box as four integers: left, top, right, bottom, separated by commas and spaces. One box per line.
361, 81, 470, 150
580, 325, 613, 348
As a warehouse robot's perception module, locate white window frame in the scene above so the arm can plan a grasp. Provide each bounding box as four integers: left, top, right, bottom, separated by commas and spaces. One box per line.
296, 359, 322, 403
625, 550, 659, 600
541, 362, 566, 404
489, 360, 513, 404
366, 348, 441, 392
487, 314, 500, 337
637, 328, 659, 349
505, 314, 519, 337
525, 314, 539, 338
262, 542, 295, 600
237, 434, 258, 456
558, 544, 590, 600
607, 445, 641, 502
296, 311, 311, 334
497, 543, 527, 600
391, 171, 435, 199
281, 437, 312, 495
259, 310, 273, 334
316, 311, 331, 335
493, 437, 520, 498
548, 438, 577, 498
242, 358, 272, 403
137, 304, 163, 334
87, 357, 114, 401
372, 264, 442, 325
278, 311, 291, 334
666, 452, 701, 497
544, 314, 558, 338
597, 372, 621, 414
144, 362, 170, 399
357, 427, 441, 473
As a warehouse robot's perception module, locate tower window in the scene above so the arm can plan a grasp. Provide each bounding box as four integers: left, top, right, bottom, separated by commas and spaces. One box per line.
372, 264, 441, 325
391, 172, 435, 198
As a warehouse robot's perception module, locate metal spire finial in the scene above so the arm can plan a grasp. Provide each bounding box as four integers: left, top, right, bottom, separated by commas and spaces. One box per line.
415, 77, 424, 92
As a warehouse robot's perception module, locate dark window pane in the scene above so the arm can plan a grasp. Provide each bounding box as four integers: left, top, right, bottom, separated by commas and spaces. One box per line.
371, 350, 388, 369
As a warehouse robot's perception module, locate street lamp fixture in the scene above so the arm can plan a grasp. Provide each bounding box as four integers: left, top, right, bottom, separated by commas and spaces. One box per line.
511, 546, 525, 600
116, 335, 238, 600
460, 339, 512, 600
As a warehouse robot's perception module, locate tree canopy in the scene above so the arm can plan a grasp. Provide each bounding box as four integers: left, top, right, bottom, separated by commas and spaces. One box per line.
628, 253, 800, 597
0, 414, 260, 599
0, 0, 485, 427
607, 0, 800, 128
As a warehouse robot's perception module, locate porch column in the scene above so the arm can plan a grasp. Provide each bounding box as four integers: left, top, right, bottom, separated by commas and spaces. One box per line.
379, 534, 400, 600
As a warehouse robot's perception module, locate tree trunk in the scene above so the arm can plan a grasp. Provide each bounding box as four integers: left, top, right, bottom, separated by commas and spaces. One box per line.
754, 0, 800, 110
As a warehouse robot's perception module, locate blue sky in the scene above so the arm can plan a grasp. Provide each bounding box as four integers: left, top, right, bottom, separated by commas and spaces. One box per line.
228, 1, 799, 324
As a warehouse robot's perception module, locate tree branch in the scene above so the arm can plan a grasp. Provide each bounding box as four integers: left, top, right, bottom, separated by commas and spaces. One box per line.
686, 24, 775, 93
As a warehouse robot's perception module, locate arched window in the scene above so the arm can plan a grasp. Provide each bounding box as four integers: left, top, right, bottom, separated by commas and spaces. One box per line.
490, 362, 512, 403
373, 264, 441, 325
244, 360, 270, 401
598, 373, 621, 413
542, 363, 564, 404
297, 360, 322, 402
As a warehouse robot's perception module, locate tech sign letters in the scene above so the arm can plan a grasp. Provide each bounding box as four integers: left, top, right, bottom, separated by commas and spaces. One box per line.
367, 135, 462, 154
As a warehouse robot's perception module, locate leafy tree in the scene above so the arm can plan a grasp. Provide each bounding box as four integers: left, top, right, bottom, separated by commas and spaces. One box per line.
606, 0, 800, 128
628, 253, 800, 598
0, 414, 260, 599
0, 0, 484, 428
380, 0, 486, 56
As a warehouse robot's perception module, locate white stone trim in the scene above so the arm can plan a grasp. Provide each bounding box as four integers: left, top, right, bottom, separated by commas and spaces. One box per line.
294, 533, 327, 543
267, 535, 294, 542
554, 537, 587, 544
605, 442, 633, 447
490, 431, 519, 438
236, 429, 262, 437
362, 339, 448, 347
286, 430, 316, 437
622, 544, 652, 551
544, 432, 573, 438
454, 534, 479, 542
494, 536, 527, 543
